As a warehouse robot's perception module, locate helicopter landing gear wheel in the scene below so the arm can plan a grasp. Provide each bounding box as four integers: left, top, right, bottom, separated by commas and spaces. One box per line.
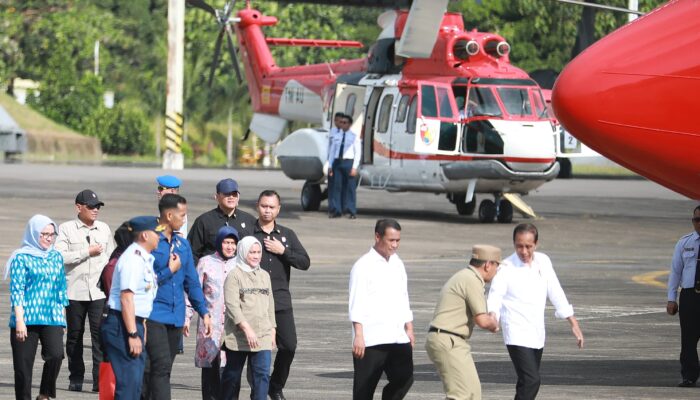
301, 181, 321, 211
497, 199, 513, 223
478, 199, 496, 223
454, 193, 476, 216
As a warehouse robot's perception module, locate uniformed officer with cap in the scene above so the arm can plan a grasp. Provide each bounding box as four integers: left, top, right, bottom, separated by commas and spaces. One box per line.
156, 175, 187, 235
425, 244, 501, 400
101, 216, 163, 400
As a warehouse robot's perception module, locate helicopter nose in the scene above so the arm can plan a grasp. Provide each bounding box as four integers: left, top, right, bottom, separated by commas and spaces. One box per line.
553, 1, 700, 199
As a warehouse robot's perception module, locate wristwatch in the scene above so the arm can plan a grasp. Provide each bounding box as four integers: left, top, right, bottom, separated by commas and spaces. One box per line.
128, 331, 139, 339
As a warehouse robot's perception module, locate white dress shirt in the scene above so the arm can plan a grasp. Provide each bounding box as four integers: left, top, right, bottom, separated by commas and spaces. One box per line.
487, 251, 574, 349
328, 128, 362, 169
667, 231, 700, 301
349, 247, 413, 347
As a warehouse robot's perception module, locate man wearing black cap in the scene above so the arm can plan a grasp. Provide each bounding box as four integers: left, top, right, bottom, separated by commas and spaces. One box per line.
101, 216, 161, 400
56, 189, 115, 392
188, 178, 256, 264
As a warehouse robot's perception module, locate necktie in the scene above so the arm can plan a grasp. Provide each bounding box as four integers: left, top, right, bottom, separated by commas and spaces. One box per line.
695, 245, 700, 291
338, 130, 346, 161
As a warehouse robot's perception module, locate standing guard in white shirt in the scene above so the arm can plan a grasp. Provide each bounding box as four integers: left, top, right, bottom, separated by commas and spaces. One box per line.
487, 223, 584, 400
328, 114, 362, 219
667, 205, 700, 387
349, 219, 414, 400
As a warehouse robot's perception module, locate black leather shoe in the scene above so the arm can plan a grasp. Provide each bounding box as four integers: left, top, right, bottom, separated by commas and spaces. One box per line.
329, 213, 341, 219
678, 379, 697, 387
269, 389, 287, 400
68, 382, 83, 392
348, 214, 357, 219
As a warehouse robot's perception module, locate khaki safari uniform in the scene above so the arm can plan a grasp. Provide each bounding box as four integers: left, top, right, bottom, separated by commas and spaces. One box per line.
426, 266, 487, 400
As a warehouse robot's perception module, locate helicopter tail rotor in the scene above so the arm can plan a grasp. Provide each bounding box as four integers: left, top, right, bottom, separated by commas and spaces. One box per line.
187, 0, 244, 86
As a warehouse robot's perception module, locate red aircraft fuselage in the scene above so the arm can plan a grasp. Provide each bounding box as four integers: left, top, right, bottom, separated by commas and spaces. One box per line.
553, 0, 700, 199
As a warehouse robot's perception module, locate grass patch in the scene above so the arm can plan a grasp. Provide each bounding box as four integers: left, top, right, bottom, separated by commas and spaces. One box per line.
573, 164, 637, 176
0, 92, 84, 137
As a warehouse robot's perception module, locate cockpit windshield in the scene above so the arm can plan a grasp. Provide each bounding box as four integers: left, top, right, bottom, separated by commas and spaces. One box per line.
467, 87, 502, 117
459, 84, 548, 120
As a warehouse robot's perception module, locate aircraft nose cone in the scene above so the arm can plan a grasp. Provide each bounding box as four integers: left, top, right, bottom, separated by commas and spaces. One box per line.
553, 0, 700, 199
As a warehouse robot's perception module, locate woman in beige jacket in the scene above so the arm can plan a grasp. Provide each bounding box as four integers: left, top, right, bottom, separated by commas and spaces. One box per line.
221, 236, 276, 400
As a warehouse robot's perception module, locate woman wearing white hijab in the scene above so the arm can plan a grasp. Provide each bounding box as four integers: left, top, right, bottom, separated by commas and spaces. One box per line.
221, 236, 276, 400
5, 214, 69, 400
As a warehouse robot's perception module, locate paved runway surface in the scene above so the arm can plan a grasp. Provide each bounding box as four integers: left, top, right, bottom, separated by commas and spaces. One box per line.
0, 164, 696, 399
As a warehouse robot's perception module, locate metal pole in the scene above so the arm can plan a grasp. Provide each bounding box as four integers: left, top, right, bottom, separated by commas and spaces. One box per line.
628, 0, 639, 22
227, 104, 233, 168
94, 40, 99, 76
163, 0, 185, 170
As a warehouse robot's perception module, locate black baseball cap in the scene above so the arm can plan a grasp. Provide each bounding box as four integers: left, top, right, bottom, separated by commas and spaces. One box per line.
75, 189, 105, 207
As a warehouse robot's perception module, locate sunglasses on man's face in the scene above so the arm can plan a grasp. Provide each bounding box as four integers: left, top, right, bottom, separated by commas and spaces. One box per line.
692, 217, 700, 223
81, 204, 101, 210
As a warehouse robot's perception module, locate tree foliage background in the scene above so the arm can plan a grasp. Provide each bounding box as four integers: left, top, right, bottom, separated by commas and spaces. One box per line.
0, 0, 664, 160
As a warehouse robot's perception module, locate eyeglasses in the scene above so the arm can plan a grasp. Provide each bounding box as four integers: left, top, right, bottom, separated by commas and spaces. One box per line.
219, 192, 239, 198
87, 204, 101, 210
692, 217, 700, 223
158, 186, 179, 192
40, 232, 57, 239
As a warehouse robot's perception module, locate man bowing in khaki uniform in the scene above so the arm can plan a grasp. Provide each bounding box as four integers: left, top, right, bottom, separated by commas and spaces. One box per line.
425, 245, 501, 400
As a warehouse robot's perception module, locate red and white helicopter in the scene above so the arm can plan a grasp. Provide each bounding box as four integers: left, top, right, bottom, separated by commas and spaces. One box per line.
190, 0, 576, 222
553, 0, 700, 200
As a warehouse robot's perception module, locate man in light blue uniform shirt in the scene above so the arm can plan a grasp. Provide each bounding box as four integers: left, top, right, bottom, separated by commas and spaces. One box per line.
142, 194, 212, 400
327, 114, 362, 219
101, 216, 161, 400
667, 205, 700, 387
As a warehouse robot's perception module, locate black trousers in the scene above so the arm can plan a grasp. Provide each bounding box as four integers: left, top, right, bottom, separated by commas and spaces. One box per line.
268, 308, 298, 393
679, 289, 700, 381
201, 354, 222, 400
11, 325, 64, 400
507, 345, 544, 400
352, 343, 413, 400
141, 322, 181, 400
66, 298, 105, 385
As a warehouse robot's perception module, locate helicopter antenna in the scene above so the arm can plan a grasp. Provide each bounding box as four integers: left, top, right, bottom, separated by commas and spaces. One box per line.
326, 62, 336, 78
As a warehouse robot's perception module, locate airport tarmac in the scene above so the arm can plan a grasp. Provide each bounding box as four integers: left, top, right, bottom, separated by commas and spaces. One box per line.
0, 164, 696, 400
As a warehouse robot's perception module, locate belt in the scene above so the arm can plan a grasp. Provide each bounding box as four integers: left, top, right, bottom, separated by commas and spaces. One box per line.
109, 309, 146, 324
429, 326, 466, 340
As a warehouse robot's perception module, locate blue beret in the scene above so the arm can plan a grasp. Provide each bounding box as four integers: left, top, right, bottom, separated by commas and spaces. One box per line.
128, 216, 160, 233
156, 175, 181, 188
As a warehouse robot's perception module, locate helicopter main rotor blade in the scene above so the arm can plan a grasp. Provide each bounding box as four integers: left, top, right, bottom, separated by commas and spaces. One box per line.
208, 28, 226, 87
555, 0, 645, 15
186, 0, 216, 16
224, 26, 244, 84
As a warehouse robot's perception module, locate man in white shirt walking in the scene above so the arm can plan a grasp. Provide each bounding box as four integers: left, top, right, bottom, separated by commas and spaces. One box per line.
487, 223, 584, 400
349, 219, 414, 400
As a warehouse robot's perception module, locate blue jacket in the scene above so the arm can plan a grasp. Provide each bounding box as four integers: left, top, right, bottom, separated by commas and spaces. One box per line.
149, 233, 208, 326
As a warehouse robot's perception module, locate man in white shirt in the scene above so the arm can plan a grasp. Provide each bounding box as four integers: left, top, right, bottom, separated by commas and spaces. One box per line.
487, 223, 583, 400
349, 219, 414, 400
328, 114, 362, 219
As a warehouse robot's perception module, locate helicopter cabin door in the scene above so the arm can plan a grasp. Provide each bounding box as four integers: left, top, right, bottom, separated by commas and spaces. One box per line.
414, 82, 460, 155
331, 83, 367, 160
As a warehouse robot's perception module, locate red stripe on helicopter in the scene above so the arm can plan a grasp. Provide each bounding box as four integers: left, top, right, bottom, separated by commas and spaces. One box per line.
373, 140, 556, 163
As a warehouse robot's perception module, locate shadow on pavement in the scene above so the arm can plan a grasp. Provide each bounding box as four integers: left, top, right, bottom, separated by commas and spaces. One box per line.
319, 359, 681, 388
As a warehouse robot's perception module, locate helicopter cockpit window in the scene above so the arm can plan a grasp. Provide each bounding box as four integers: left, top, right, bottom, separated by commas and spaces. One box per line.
420, 85, 438, 117
345, 94, 357, 117
407, 95, 417, 134
377, 95, 394, 133
532, 89, 548, 119
396, 95, 409, 122
467, 87, 502, 117
437, 86, 455, 118
497, 87, 532, 117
